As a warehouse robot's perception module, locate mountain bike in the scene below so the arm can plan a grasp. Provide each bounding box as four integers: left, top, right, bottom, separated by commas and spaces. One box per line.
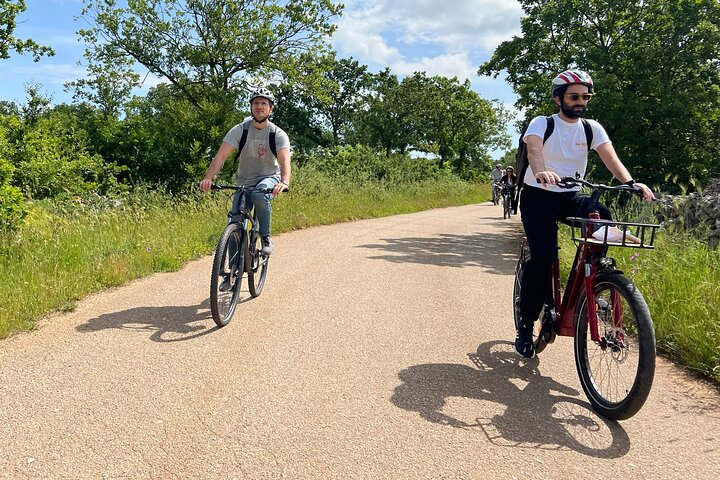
513, 177, 659, 420
501, 184, 516, 219
209, 184, 272, 327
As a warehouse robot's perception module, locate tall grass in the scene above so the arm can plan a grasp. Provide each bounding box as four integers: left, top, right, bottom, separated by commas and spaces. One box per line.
0, 172, 488, 339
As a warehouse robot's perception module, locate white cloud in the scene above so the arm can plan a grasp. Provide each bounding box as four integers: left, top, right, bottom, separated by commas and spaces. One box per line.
333, 0, 523, 66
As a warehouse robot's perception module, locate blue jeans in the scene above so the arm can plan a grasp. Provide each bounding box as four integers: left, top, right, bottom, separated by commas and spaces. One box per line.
231, 177, 279, 237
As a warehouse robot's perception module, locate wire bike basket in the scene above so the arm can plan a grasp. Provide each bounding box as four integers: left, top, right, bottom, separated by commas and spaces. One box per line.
566, 217, 659, 249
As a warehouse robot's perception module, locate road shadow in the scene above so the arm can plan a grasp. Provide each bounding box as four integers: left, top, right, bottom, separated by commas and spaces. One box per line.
76, 299, 219, 342
357, 226, 522, 274
391, 340, 631, 458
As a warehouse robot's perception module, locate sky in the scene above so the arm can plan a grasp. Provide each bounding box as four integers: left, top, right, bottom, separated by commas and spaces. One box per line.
2, 0, 525, 147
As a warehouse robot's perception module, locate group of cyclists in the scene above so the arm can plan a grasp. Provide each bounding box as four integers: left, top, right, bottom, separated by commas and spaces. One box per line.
199, 69, 654, 360
490, 163, 517, 207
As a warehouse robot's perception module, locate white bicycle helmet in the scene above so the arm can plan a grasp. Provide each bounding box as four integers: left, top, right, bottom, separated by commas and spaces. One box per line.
551, 69, 594, 96
249, 87, 276, 105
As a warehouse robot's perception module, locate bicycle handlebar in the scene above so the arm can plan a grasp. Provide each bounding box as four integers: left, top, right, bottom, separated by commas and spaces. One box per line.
211, 183, 286, 194
536, 176, 646, 199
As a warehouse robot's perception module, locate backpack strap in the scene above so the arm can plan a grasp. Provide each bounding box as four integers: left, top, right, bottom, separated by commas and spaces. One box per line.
581, 118, 594, 151
543, 116, 555, 143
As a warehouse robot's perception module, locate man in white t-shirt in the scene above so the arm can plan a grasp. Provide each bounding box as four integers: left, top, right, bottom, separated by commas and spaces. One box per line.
200, 87, 291, 255
515, 69, 654, 358
490, 164, 503, 204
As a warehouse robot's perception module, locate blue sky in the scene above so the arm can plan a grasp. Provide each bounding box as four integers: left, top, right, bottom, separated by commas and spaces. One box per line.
3, 0, 524, 137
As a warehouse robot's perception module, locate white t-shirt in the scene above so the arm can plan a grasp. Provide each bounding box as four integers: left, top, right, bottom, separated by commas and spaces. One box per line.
522, 114, 610, 192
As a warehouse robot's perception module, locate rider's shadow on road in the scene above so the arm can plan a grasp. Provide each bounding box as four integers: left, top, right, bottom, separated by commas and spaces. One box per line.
358, 228, 520, 274
391, 340, 631, 458
76, 299, 217, 342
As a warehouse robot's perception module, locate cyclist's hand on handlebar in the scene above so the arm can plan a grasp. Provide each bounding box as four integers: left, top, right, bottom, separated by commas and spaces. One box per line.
271, 182, 289, 196
199, 178, 213, 192
535, 171, 561, 186
633, 182, 655, 201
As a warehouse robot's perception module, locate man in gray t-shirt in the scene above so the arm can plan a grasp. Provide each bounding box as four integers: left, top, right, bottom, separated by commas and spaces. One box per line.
200, 87, 291, 255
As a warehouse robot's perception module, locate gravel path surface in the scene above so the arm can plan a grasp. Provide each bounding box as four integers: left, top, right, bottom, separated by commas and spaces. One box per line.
1, 203, 718, 479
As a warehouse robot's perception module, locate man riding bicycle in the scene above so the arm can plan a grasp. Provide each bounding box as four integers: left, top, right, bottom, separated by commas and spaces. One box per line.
200, 87, 291, 255
515, 69, 653, 358
490, 163, 503, 204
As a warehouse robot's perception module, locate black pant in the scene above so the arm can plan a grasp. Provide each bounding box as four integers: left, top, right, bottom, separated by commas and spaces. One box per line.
518, 186, 612, 328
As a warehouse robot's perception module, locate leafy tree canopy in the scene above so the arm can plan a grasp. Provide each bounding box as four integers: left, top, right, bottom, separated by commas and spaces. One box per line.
0, 0, 54, 61
78, 0, 344, 111
479, 0, 720, 189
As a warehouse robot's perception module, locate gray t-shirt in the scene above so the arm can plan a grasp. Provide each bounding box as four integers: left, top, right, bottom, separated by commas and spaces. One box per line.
222, 118, 291, 185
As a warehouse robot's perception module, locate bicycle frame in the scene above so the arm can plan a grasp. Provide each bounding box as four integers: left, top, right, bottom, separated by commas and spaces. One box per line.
550, 212, 607, 341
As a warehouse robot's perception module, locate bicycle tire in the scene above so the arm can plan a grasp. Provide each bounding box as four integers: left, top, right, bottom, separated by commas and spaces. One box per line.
574, 273, 656, 420
247, 230, 269, 297
503, 194, 511, 219
210, 223, 245, 327
512, 243, 550, 354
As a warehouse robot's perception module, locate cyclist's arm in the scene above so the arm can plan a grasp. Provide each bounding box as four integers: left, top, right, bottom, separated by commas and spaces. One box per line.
273, 147, 291, 195
596, 142, 654, 201
526, 135, 560, 185
200, 142, 235, 192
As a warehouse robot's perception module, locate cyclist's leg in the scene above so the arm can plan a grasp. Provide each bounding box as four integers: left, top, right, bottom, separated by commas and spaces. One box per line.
226, 190, 243, 262
517, 188, 574, 356
248, 177, 279, 237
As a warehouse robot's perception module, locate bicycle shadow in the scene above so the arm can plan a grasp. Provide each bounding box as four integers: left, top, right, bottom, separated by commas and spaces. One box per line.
76, 299, 219, 342
357, 228, 522, 274
391, 340, 631, 458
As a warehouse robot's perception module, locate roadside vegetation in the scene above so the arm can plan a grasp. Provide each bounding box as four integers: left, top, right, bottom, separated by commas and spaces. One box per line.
0, 150, 488, 339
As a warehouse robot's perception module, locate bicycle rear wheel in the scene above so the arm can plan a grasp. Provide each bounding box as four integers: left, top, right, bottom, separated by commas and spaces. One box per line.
210, 223, 245, 327
247, 229, 269, 297
574, 273, 656, 420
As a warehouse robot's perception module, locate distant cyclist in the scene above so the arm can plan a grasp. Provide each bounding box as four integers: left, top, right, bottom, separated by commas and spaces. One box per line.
490, 163, 503, 204
500, 166, 517, 187
515, 69, 653, 358
200, 87, 291, 255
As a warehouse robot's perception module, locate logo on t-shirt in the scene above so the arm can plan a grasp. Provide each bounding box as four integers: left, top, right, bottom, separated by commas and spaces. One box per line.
257, 144, 267, 158
576, 141, 588, 150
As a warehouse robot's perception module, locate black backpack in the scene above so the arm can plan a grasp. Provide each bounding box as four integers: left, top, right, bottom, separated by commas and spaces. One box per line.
231, 118, 278, 167
512, 116, 593, 214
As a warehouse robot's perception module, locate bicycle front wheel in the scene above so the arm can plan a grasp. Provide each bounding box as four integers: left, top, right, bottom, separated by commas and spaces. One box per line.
574, 273, 656, 420
247, 230, 269, 297
210, 223, 245, 327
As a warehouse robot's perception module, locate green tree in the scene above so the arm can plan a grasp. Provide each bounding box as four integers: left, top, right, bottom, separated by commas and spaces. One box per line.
479, 0, 720, 190
0, 113, 26, 231
79, 0, 343, 111
355, 69, 420, 157
309, 57, 372, 146
401, 73, 510, 176
0, 0, 54, 61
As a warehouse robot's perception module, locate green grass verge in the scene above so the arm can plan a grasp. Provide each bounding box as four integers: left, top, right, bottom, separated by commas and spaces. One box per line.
0, 179, 489, 339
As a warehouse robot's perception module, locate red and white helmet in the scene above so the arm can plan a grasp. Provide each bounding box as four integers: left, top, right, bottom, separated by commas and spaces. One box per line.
552, 69, 594, 96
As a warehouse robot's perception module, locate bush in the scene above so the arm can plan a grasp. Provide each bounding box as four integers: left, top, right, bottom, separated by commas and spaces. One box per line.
10, 115, 121, 199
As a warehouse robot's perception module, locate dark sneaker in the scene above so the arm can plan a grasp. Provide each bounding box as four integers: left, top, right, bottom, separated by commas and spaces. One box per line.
261, 236, 274, 255
218, 275, 232, 292
514, 323, 536, 358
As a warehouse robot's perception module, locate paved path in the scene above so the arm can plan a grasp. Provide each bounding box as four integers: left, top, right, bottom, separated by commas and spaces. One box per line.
1, 203, 718, 479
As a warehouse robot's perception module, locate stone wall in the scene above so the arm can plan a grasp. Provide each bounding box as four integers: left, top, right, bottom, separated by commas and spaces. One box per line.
656, 178, 720, 249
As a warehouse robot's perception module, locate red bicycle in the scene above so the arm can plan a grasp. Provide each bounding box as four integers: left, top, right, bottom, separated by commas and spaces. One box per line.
513, 177, 659, 420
